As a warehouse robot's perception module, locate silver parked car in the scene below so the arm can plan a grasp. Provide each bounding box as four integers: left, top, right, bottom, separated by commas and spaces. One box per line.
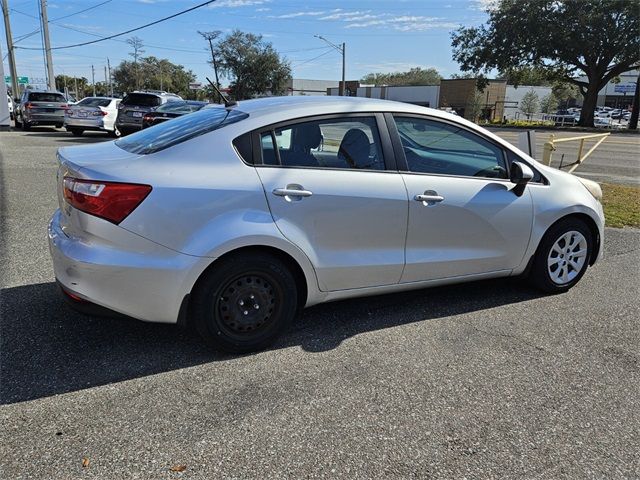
15, 90, 68, 130
64, 96, 121, 136
49, 96, 604, 352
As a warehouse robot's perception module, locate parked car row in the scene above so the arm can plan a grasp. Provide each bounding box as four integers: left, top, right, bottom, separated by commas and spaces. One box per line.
9, 89, 214, 137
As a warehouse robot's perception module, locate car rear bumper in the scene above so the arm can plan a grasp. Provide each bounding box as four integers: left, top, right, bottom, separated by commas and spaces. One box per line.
64, 117, 105, 129
48, 209, 210, 324
25, 114, 64, 125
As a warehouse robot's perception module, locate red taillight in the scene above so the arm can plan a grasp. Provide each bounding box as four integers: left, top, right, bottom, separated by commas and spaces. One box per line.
63, 177, 152, 224
25, 102, 33, 109
61, 104, 69, 110
143, 114, 153, 121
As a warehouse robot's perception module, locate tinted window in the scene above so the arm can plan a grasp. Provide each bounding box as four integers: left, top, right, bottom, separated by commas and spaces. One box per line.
116, 108, 248, 154
76, 97, 112, 107
28, 92, 66, 103
395, 116, 507, 179
260, 117, 385, 170
121, 93, 161, 107
156, 101, 205, 114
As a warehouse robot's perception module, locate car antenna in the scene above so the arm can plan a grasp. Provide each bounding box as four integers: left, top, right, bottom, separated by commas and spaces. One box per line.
206, 77, 236, 108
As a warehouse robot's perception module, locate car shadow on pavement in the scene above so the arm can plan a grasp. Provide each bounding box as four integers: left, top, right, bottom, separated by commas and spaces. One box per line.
0, 279, 543, 405
16, 130, 112, 144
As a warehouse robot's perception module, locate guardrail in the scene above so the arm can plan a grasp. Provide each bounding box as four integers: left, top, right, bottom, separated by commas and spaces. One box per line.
542, 133, 610, 174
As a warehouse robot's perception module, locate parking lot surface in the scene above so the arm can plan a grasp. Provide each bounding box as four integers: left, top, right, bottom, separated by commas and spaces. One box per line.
1, 129, 639, 478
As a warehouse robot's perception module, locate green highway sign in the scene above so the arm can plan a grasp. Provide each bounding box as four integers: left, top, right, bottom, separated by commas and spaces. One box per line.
4, 76, 29, 84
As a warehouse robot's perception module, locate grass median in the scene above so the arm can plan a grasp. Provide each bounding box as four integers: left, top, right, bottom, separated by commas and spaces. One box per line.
601, 183, 640, 228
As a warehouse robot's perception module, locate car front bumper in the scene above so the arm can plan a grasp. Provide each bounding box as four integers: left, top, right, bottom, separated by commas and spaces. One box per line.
48, 209, 210, 324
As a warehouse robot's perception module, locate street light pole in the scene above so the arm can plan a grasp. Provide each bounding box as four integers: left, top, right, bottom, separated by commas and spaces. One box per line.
314, 35, 346, 96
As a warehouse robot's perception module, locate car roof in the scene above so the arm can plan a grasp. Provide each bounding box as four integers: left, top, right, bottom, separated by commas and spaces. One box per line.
230, 95, 459, 130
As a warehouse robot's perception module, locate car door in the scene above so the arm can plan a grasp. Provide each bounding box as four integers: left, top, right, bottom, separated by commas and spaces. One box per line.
388, 114, 534, 283
254, 113, 408, 292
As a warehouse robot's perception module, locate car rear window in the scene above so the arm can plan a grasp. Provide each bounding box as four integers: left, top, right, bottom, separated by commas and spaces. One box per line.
29, 92, 66, 102
156, 101, 205, 114
121, 93, 162, 107
115, 107, 249, 154
76, 98, 112, 107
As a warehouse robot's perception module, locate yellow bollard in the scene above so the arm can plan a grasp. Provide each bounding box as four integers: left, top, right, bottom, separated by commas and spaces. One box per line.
542, 134, 556, 166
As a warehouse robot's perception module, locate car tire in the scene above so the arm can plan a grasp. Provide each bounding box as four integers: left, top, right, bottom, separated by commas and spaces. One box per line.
21, 120, 30, 131
70, 128, 84, 136
191, 252, 298, 353
14, 115, 21, 128
530, 218, 592, 293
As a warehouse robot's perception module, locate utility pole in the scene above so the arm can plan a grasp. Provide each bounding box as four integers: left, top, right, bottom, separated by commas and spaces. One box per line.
198, 31, 221, 102
2, 0, 20, 100
314, 35, 346, 96
74, 76, 78, 99
104, 65, 108, 95
39, 0, 56, 91
91, 65, 95, 96
107, 57, 113, 96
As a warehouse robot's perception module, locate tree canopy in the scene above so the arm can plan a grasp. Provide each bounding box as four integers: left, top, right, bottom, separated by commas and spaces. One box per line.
361, 67, 441, 86
213, 30, 291, 100
112, 56, 196, 98
451, 0, 640, 126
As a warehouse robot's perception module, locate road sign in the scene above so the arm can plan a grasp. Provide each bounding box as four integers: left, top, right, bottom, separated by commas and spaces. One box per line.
4, 76, 29, 84
189, 82, 203, 90
614, 83, 635, 94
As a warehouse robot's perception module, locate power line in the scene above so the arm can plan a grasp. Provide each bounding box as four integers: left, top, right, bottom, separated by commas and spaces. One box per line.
16, 0, 218, 51
291, 48, 333, 68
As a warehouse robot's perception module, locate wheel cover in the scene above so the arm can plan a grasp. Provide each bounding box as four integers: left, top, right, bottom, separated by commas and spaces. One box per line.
547, 230, 588, 285
217, 274, 277, 336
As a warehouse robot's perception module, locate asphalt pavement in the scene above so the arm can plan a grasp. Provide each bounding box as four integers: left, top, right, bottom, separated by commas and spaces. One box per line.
1, 128, 639, 479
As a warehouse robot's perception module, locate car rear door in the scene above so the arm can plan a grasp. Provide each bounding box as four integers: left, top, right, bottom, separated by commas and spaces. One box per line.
253, 113, 408, 292
387, 114, 534, 282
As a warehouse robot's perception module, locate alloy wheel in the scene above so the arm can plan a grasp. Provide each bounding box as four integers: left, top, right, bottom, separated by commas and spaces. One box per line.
547, 230, 588, 285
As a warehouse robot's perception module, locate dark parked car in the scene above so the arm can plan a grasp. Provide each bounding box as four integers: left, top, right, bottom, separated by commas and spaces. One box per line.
15, 90, 68, 130
142, 100, 208, 129
115, 90, 182, 135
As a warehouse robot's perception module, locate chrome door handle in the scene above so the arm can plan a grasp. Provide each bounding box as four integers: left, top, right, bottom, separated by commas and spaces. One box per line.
414, 194, 444, 203
272, 188, 313, 198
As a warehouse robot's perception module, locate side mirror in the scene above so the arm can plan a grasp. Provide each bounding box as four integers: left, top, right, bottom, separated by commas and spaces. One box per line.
510, 161, 534, 197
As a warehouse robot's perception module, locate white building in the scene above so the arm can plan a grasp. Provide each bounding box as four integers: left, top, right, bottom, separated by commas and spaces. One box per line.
287, 79, 339, 96
329, 84, 441, 108
504, 85, 554, 119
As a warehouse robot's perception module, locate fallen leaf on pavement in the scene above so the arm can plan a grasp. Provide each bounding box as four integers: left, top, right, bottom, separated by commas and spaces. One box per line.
170, 464, 187, 472
82, 457, 90, 468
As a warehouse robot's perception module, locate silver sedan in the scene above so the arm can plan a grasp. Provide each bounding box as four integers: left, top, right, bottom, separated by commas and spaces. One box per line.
48, 96, 605, 352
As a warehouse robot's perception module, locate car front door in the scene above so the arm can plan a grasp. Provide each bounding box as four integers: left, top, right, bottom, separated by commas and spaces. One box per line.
388, 114, 534, 283
254, 114, 408, 292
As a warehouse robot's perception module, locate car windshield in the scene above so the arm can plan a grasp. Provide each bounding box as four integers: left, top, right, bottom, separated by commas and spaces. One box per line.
29, 92, 66, 102
76, 98, 112, 108
156, 101, 206, 114
116, 107, 249, 154
121, 93, 162, 107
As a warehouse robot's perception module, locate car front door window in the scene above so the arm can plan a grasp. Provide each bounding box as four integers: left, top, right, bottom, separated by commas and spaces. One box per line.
395, 116, 508, 179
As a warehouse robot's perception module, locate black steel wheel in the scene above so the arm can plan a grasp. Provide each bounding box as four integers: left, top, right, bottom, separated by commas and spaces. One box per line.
192, 252, 298, 353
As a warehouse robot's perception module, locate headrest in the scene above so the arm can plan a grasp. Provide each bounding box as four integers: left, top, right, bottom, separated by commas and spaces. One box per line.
294, 123, 322, 150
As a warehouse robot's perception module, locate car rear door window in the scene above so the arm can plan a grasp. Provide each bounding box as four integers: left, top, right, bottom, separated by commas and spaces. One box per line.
394, 116, 508, 179
260, 117, 385, 170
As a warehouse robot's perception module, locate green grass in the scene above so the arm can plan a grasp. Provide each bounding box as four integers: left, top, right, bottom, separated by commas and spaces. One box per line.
602, 183, 640, 228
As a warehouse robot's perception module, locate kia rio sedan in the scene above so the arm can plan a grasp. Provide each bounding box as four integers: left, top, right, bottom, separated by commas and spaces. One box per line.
49, 96, 604, 353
